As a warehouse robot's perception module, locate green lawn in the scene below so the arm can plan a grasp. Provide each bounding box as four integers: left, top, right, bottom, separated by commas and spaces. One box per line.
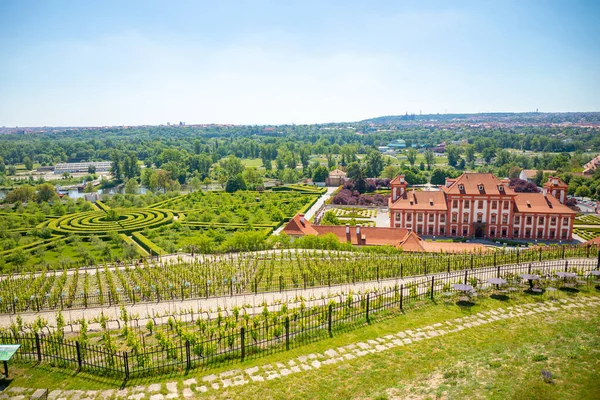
3, 288, 599, 399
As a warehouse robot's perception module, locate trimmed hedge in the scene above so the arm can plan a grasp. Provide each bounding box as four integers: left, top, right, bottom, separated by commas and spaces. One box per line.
95, 200, 110, 212
131, 232, 165, 256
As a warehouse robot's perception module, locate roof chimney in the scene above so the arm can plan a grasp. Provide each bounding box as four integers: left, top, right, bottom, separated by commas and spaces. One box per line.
542, 188, 547, 196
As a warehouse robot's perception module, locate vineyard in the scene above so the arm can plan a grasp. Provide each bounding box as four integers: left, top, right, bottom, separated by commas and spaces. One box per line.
0, 245, 596, 314
2, 258, 598, 379
0, 189, 321, 271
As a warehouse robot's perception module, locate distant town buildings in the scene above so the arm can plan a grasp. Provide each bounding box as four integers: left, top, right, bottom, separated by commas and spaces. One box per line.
519, 169, 556, 183
54, 161, 112, 174
583, 154, 600, 175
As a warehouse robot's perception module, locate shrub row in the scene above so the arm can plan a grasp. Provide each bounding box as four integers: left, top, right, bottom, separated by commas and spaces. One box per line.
131, 232, 165, 256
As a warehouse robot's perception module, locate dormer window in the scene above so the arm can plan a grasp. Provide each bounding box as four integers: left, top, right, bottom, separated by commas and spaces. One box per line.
478, 184, 484, 191
498, 185, 504, 192
458, 184, 464, 191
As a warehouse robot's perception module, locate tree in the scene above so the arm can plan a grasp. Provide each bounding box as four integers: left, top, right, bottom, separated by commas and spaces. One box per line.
87, 165, 96, 174
225, 174, 247, 193
424, 150, 435, 170
5, 185, 35, 203
346, 162, 362, 180
482, 148, 496, 164
220, 155, 244, 179
110, 152, 122, 181
405, 148, 418, 167
35, 183, 57, 202
430, 169, 448, 185
364, 150, 384, 177
312, 166, 329, 183
23, 156, 33, 171
446, 145, 462, 167
124, 178, 139, 194
280, 168, 299, 184
575, 185, 591, 198
83, 182, 96, 193
321, 211, 341, 225
189, 176, 202, 192
382, 165, 400, 179
465, 145, 476, 163
242, 167, 263, 189
508, 166, 521, 179
203, 177, 211, 190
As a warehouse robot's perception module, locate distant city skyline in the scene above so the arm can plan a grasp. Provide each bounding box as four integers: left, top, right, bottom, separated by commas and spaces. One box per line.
0, 0, 599, 127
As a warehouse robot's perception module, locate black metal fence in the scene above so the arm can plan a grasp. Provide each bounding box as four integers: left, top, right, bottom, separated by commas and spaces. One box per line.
2, 245, 599, 314
2, 259, 598, 379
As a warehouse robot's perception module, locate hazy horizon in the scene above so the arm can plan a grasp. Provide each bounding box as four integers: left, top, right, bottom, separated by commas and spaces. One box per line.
1, 0, 599, 127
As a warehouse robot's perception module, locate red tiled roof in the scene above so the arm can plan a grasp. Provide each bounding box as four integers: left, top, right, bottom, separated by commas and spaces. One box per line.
513, 193, 576, 214
390, 190, 447, 211
390, 174, 406, 185
283, 214, 318, 236
328, 169, 346, 177
543, 176, 568, 189
313, 225, 411, 246
442, 173, 515, 196
397, 232, 489, 253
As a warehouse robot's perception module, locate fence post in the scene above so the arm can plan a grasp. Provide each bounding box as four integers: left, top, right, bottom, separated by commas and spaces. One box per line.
470, 254, 474, 270
279, 275, 283, 292
75, 341, 82, 371
597, 249, 600, 269
365, 294, 370, 324
240, 328, 245, 362
516, 249, 520, 264
447, 259, 450, 273
528, 263, 532, 274
376, 266, 379, 281
400, 264, 404, 279
493, 252, 497, 267
186, 340, 191, 369
108, 290, 112, 307
124, 352, 130, 381
464, 270, 468, 285
424, 262, 428, 276
562, 246, 565, 259
84, 292, 87, 308
230, 279, 233, 297
400, 285, 403, 311
132, 289, 136, 305
564, 260, 569, 272
303, 274, 306, 290
497, 265, 500, 278
285, 317, 290, 351
328, 272, 331, 287
35, 333, 41, 362
539, 247, 542, 262
430, 277, 435, 301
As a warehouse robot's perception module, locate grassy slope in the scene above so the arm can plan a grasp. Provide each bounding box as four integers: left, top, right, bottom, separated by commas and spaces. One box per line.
3, 289, 599, 399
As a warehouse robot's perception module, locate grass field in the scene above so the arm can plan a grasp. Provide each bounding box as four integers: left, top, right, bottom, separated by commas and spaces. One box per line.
3, 288, 598, 399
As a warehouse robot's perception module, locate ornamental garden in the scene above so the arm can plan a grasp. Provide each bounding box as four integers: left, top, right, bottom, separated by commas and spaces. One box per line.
0, 187, 323, 272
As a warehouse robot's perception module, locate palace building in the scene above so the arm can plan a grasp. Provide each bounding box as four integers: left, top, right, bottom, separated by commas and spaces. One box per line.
389, 173, 575, 241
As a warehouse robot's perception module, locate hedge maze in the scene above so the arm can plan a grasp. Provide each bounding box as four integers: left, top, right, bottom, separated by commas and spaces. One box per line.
45, 209, 174, 236
0, 189, 321, 270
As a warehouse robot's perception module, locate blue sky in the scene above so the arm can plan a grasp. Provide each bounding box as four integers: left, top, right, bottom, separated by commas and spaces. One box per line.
0, 0, 598, 126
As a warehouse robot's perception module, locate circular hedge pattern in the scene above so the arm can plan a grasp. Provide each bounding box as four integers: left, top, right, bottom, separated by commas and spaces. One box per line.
45, 209, 174, 235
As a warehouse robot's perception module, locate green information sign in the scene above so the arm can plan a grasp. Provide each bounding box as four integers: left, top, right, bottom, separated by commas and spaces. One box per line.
0, 344, 20, 377
0, 345, 20, 362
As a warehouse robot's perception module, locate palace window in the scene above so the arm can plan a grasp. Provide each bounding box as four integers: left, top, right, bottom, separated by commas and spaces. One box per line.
501, 228, 507, 237
463, 213, 469, 223
417, 213, 423, 222
462, 227, 468, 236
478, 200, 484, 209
429, 214, 435, 222
526, 216, 532, 225
513, 228, 520, 237
537, 228, 544, 238
407, 214, 412, 222
514, 216, 520, 224
491, 214, 496, 224
452, 199, 458, 208
464, 200, 470, 209
549, 230, 556, 239
452, 213, 458, 223
563, 218, 569, 226
503, 201, 509, 210
502, 215, 508, 224
477, 213, 483, 223
440, 215, 446, 223
525, 228, 532, 238
440, 227, 445, 235
561, 230, 568, 239
490, 227, 496, 237
491, 201, 497, 210
538, 216, 545, 225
